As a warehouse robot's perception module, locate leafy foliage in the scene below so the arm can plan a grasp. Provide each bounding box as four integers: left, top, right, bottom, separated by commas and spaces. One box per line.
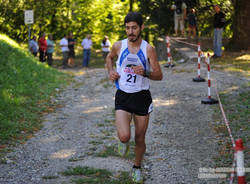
0, 0, 130, 47
0, 0, 234, 44
138, 0, 233, 38
0, 0, 248, 50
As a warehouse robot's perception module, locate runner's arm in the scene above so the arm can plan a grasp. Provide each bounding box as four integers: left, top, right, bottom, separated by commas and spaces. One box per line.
146, 44, 163, 80
106, 41, 121, 81
132, 45, 163, 80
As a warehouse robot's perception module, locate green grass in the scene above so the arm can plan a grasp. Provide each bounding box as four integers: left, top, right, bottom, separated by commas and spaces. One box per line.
97, 123, 105, 127
0, 34, 71, 148
212, 84, 250, 181
42, 175, 59, 179
100, 129, 112, 137
61, 166, 112, 177
95, 145, 119, 158
200, 49, 250, 182
89, 140, 103, 146
61, 166, 134, 184
202, 50, 249, 182
206, 51, 250, 77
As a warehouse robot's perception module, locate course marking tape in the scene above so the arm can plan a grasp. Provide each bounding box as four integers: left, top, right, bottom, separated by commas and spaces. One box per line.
215, 83, 236, 183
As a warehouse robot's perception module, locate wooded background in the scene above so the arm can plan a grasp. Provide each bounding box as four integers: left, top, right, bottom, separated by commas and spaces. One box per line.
0, 0, 249, 50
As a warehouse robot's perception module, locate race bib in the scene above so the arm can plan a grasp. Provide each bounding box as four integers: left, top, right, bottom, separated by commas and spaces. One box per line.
120, 67, 143, 90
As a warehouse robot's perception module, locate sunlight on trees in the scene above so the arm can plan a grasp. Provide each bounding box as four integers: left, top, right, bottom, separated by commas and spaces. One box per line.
0, 0, 130, 47
0, 0, 248, 50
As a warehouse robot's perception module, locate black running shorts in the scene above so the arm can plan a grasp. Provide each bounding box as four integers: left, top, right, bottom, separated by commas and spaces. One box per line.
115, 89, 153, 116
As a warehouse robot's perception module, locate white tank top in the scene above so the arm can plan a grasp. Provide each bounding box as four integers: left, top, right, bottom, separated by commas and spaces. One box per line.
115, 39, 150, 93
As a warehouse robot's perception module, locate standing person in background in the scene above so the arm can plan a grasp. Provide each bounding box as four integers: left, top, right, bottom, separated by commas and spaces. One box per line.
81, 34, 92, 68
171, 0, 187, 36
29, 36, 38, 57
46, 34, 54, 66
188, 8, 197, 38
38, 33, 47, 62
68, 32, 76, 67
101, 36, 111, 63
60, 34, 69, 69
212, 4, 225, 58
106, 12, 163, 183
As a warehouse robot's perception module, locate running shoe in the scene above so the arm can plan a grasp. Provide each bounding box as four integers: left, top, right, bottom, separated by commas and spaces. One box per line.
132, 168, 143, 183
117, 142, 130, 157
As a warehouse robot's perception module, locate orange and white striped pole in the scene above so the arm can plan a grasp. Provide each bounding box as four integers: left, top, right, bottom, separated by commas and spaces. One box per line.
235, 139, 246, 184
164, 36, 175, 68
193, 43, 205, 82
201, 53, 218, 104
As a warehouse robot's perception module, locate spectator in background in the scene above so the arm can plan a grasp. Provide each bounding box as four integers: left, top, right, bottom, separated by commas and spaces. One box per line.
101, 36, 111, 62
38, 33, 47, 62
188, 8, 197, 38
29, 36, 38, 57
171, 0, 187, 36
46, 34, 54, 66
60, 34, 69, 69
81, 34, 92, 68
68, 32, 76, 67
212, 4, 225, 58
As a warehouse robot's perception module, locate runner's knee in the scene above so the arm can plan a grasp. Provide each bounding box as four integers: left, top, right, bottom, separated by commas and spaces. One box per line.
119, 133, 130, 143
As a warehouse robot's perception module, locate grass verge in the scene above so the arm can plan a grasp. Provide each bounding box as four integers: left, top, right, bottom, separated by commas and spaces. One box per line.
208, 51, 250, 77
0, 34, 71, 151
60, 166, 134, 184
204, 50, 250, 181
212, 83, 249, 181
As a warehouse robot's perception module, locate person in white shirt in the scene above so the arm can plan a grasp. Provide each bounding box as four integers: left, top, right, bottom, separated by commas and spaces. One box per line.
101, 36, 111, 60
60, 34, 69, 69
81, 34, 92, 67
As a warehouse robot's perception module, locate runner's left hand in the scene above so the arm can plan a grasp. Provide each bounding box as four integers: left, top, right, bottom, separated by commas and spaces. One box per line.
131, 66, 144, 76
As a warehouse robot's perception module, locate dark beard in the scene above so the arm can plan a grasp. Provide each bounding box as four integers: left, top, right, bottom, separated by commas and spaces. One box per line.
129, 31, 141, 42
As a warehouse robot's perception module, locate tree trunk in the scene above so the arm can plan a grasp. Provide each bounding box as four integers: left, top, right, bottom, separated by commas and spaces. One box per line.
129, 0, 133, 12
229, 0, 250, 50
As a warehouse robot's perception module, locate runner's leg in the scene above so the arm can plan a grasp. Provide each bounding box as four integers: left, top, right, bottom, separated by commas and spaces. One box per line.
133, 114, 149, 167
116, 110, 132, 143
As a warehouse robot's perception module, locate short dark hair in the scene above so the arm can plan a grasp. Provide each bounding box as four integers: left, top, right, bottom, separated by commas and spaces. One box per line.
124, 12, 143, 27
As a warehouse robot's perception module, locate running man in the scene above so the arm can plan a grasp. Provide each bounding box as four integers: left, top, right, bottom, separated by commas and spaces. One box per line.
106, 12, 163, 183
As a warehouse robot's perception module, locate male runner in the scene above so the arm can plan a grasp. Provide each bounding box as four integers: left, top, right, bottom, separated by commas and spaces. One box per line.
106, 12, 163, 183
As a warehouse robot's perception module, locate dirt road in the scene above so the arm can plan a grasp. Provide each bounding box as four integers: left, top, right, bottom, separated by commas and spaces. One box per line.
0, 47, 248, 183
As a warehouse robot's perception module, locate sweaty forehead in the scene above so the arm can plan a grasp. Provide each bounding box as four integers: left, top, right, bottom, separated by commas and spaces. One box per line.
125, 21, 140, 27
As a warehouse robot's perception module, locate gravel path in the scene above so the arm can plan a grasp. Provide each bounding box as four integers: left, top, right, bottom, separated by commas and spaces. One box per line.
0, 47, 248, 184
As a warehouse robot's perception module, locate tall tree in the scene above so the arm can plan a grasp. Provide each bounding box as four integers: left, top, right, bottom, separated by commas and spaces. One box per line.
130, 0, 134, 11
229, 0, 250, 50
